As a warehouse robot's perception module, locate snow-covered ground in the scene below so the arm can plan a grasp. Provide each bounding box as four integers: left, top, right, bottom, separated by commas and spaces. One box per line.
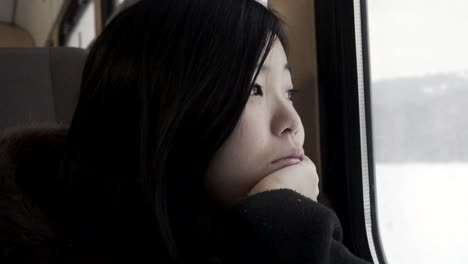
375, 163, 468, 263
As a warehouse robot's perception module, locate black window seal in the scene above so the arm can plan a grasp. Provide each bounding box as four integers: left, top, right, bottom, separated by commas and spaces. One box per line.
315, 0, 387, 263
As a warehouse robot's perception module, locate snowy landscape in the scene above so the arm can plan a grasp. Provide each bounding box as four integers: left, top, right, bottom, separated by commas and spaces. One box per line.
367, 0, 468, 262
376, 163, 468, 264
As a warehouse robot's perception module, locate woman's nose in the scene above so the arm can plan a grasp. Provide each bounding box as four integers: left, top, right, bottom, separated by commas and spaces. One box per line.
271, 99, 302, 139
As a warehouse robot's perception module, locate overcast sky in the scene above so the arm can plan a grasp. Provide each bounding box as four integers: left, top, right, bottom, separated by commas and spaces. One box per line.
367, 0, 468, 81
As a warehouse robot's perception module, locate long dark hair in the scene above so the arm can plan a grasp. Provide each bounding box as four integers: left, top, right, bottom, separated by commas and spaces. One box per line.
62, 0, 286, 262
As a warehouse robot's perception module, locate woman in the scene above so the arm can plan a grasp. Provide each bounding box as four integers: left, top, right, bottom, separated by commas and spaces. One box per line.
0, 0, 371, 263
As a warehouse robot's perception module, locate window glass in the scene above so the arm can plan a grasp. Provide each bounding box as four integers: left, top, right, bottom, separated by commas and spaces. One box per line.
367, 0, 468, 263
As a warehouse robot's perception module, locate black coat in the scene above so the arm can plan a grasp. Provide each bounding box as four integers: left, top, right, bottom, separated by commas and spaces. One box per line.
215, 189, 371, 264
0, 126, 371, 264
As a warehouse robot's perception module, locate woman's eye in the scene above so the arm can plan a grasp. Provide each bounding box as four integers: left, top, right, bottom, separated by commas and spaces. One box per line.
250, 84, 263, 96
287, 88, 299, 101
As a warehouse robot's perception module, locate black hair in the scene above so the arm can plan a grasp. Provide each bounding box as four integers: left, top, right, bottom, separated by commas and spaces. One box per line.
62, 0, 287, 262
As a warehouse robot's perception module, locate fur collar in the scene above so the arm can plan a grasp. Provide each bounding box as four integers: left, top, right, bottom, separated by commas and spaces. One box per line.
0, 125, 169, 263
0, 125, 70, 261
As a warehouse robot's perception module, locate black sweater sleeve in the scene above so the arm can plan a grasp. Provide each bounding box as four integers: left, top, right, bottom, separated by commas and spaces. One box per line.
214, 189, 372, 264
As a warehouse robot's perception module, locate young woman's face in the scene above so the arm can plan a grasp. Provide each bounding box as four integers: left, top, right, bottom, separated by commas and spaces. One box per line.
204, 39, 305, 207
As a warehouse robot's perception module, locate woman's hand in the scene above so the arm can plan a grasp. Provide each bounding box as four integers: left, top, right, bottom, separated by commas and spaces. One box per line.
247, 155, 320, 201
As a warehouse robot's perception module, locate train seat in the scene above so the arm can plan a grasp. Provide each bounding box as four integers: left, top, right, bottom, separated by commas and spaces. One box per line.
0, 48, 87, 130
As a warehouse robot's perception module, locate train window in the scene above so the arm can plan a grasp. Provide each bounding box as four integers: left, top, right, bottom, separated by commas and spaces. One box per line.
65, 1, 96, 48
367, 0, 468, 263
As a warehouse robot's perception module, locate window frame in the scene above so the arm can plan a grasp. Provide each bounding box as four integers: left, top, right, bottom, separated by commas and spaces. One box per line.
315, 0, 386, 263
58, 0, 93, 47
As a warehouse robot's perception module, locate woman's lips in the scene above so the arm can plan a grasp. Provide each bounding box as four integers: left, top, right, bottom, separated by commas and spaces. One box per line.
272, 149, 304, 164
270, 152, 303, 172
272, 157, 302, 166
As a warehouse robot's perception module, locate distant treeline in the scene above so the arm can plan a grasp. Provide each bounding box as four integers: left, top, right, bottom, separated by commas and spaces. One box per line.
371, 72, 468, 163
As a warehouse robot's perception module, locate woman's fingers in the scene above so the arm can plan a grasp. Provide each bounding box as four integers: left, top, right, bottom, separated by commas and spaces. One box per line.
248, 155, 320, 201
